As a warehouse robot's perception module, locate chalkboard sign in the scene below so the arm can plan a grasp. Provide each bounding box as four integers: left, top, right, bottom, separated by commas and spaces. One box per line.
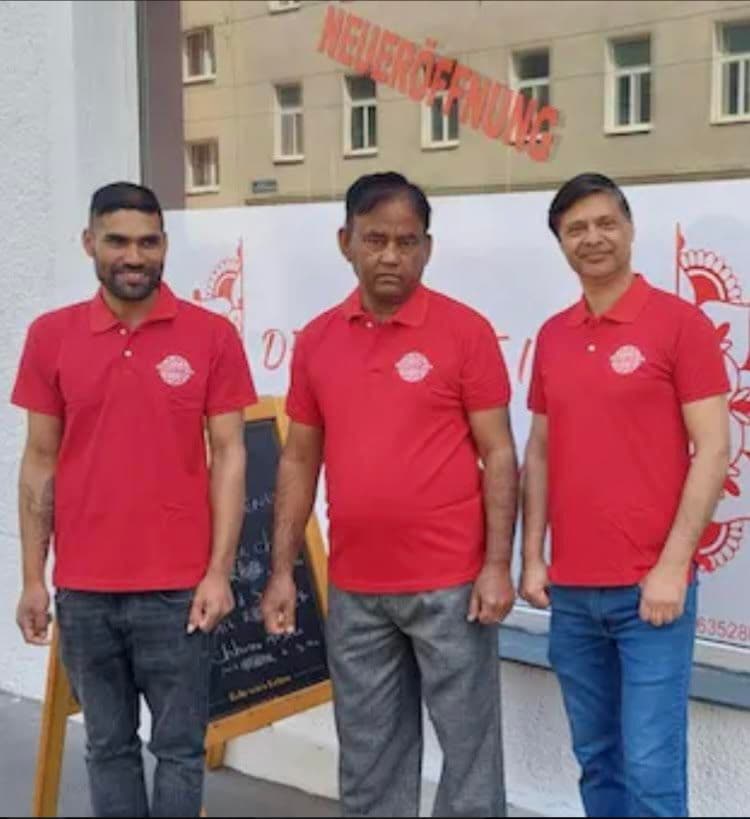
202, 397, 331, 763
209, 414, 328, 720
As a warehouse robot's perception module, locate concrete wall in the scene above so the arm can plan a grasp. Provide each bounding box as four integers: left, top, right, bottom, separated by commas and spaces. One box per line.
0, 0, 140, 699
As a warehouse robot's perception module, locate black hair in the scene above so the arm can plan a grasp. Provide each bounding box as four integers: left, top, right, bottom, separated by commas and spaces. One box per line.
548, 172, 631, 238
345, 172, 431, 233
89, 182, 164, 231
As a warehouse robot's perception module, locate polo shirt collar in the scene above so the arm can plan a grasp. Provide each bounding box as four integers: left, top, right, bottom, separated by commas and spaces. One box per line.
341, 284, 429, 327
567, 274, 651, 327
89, 282, 179, 334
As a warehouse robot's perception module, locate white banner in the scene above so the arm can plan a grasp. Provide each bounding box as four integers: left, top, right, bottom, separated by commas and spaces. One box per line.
165, 178, 750, 657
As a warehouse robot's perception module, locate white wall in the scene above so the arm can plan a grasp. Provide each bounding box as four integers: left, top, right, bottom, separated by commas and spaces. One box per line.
0, 0, 139, 700
225, 660, 750, 818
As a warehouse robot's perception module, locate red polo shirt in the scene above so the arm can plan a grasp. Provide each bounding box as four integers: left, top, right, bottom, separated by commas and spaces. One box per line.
528, 274, 729, 586
11, 284, 257, 592
286, 284, 511, 593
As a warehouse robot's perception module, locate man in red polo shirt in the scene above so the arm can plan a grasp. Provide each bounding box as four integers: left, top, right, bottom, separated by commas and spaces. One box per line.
261, 172, 517, 817
12, 182, 256, 818
521, 173, 730, 818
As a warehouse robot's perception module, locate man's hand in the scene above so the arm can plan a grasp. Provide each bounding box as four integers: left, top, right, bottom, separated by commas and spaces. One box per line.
520, 560, 551, 610
261, 572, 297, 635
17, 583, 51, 645
187, 570, 235, 634
468, 564, 515, 625
639, 563, 688, 627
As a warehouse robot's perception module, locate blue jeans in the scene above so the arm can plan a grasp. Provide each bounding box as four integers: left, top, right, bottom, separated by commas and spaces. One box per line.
549, 583, 697, 818
56, 590, 211, 818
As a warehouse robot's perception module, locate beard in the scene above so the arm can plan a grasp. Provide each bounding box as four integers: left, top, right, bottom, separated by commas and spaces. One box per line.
97, 262, 163, 302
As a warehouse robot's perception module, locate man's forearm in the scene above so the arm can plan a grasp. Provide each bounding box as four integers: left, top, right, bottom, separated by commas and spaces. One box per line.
208, 443, 246, 577
272, 452, 320, 576
522, 452, 548, 567
18, 453, 55, 587
660, 449, 730, 572
482, 444, 519, 567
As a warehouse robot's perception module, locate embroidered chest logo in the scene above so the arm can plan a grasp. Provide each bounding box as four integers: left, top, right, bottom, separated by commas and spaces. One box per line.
609, 345, 645, 375
395, 351, 433, 383
156, 355, 195, 387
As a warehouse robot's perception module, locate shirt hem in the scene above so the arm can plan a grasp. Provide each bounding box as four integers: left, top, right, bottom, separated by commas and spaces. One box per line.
206, 396, 258, 416
549, 570, 650, 587
679, 385, 730, 405
53, 572, 207, 592
10, 397, 63, 417
330, 567, 482, 594
464, 398, 509, 412
287, 407, 323, 428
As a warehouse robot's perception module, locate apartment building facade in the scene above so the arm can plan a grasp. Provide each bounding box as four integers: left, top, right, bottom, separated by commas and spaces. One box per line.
180, 0, 750, 207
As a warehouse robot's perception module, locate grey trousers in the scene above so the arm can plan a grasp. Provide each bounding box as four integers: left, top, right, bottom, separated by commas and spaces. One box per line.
327, 582, 506, 818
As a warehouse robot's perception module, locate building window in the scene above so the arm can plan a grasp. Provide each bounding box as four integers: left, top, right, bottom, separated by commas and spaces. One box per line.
510, 49, 551, 140
421, 64, 459, 150
268, 1, 300, 12
185, 141, 219, 193
183, 28, 215, 83
512, 50, 550, 109
714, 21, 750, 121
606, 37, 652, 133
344, 76, 377, 155
275, 84, 304, 161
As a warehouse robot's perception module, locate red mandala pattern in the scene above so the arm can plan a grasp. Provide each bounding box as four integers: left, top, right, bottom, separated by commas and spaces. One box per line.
677, 225, 750, 572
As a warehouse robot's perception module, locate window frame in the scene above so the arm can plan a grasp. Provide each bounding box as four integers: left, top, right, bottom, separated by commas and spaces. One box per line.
604, 35, 653, 135
274, 83, 305, 164
182, 27, 216, 84
510, 48, 551, 109
509, 48, 551, 144
420, 92, 460, 151
185, 139, 220, 194
712, 19, 750, 124
343, 75, 378, 157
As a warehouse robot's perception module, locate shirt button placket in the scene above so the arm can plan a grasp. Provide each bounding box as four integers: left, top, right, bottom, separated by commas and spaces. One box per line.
119, 327, 134, 361
364, 319, 381, 375
585, 317, 599, 354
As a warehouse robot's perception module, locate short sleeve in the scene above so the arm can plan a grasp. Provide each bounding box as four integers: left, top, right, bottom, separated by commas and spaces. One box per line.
460, 316, 511, 412
205, 321, 258, 416
11, 322, 64, 417
527, 331, 547, 415
285, 331, 323, 427
673, 308, 730, 404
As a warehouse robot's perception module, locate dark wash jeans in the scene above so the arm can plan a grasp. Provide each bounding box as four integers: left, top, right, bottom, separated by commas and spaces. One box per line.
56, 589, 211, 818
549, 582, 697, 818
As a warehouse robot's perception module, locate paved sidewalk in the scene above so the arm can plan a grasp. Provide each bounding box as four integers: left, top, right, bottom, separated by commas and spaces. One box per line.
1, 689, 534, 817
0, 690, 338, 817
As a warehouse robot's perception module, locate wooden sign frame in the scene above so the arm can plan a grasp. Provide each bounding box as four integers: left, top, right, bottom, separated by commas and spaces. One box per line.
31, 396, 332, 817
